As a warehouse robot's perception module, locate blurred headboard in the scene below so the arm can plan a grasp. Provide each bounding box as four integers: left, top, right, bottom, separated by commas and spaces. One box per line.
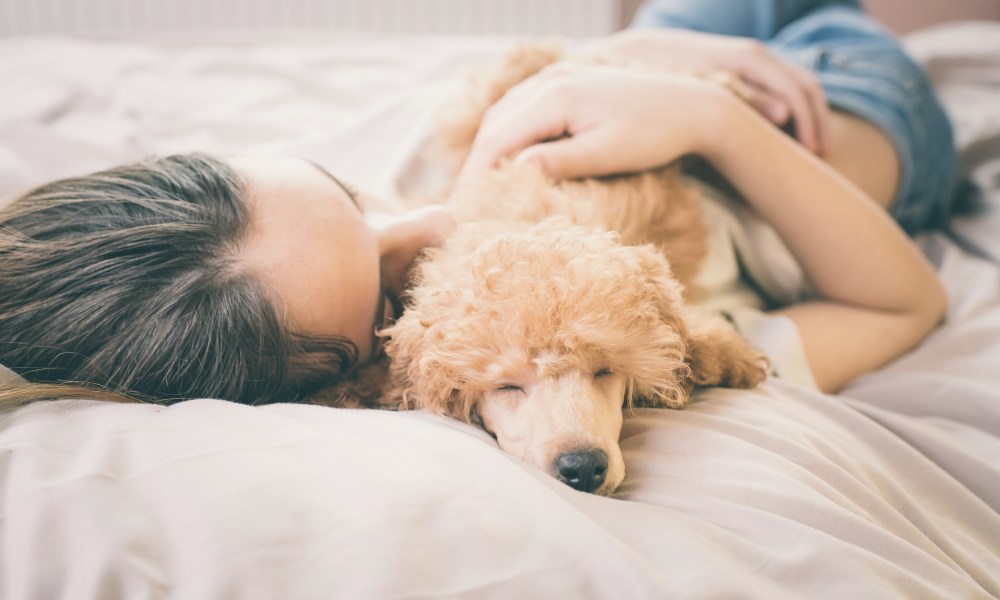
0, 0, 626, 37
1, 0, 997, 38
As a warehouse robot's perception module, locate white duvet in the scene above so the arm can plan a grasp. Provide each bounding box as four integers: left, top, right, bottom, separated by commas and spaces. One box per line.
1, 25, 999, 599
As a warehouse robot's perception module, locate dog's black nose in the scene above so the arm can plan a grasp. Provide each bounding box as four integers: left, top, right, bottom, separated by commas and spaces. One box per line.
555, 449, 608, 493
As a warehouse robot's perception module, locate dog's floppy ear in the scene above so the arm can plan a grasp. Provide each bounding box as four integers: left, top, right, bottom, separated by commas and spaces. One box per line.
382, 312, 466, 419
626, 245, 695, 409
632, 245, 767, 408
380, 272, 485, 424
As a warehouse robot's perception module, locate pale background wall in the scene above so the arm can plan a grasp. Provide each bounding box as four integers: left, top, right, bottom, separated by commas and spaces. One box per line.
1, 0, 626, 37
617, 0, 1000, 33
1, 0, 997, 37
865, 0, 1000, 33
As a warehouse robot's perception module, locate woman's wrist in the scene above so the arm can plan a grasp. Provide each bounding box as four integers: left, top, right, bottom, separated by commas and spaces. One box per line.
687, 83, 752, 161
593, 29, 688, 70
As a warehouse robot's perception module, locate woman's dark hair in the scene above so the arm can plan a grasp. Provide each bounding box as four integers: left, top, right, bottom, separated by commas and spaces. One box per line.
0, 153, 358, 405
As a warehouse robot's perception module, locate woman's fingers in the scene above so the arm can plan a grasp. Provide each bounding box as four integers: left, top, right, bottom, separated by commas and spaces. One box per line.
725, 42, 829, 154
453, 78, 573, 195
514, 128, 619, 179
743, 84, 792, 125
790, 64, 831, 154
463, 85, 569, 172
461, 63, 614, 176
591, 30, 831, 154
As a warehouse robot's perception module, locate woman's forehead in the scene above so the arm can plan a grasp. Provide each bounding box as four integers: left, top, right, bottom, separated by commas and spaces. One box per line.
231, 155, 383, 358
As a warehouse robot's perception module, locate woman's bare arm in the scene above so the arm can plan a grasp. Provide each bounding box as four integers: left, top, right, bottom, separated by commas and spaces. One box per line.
702, 92, 945, 392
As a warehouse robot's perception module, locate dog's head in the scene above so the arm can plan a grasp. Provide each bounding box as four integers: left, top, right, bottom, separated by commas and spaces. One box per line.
383, 218, 764, 495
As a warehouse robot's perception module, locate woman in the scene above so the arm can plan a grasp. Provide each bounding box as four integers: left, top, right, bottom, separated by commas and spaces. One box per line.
0, 0, 955, 407
0, 155, 454, 406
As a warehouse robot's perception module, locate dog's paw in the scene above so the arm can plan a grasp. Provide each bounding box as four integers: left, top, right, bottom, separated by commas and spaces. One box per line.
685, 317, 769, 390
714, 347, 769, 389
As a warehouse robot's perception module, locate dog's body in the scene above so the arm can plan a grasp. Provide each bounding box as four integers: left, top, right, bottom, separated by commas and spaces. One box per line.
321, 43, 768, 495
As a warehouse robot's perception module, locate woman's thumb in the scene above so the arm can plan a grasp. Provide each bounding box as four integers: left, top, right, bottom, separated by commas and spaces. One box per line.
513, 137, 599, 179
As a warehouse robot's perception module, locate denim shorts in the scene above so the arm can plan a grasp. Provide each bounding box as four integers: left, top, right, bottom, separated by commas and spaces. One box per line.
632, 0, 960, 234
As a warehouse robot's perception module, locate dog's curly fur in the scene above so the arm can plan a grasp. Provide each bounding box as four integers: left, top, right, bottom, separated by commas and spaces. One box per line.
352, 43, 769, 494
386, 217, 766, 413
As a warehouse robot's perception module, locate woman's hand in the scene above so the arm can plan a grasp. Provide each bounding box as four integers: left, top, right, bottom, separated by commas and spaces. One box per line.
455, 62, 732, 189
591, 29, 829, 155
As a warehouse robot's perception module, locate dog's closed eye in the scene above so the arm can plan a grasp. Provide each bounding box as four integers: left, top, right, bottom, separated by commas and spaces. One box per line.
496, 384, 524, 393
593, 368, 613, 378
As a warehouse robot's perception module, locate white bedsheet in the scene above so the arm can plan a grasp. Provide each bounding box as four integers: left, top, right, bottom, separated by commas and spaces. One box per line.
1, 26, 999, 599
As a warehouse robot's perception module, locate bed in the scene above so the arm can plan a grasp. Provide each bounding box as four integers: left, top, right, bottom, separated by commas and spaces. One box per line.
1, 22, 999, 599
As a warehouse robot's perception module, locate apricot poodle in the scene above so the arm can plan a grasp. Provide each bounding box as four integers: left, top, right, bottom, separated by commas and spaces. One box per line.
372, 44, 768, 496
